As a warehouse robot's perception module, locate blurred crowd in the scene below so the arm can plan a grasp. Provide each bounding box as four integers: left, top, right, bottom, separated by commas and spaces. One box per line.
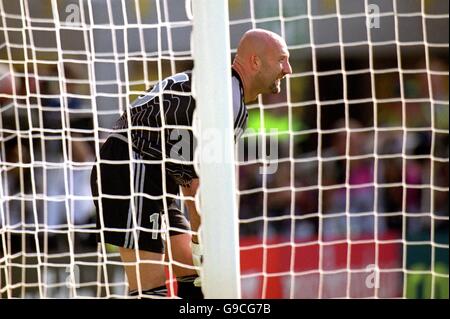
1, 63, 96, 255
237, 56, 449, 242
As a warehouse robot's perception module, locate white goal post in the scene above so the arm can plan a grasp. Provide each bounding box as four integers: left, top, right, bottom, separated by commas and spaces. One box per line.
191, 0, 241, 299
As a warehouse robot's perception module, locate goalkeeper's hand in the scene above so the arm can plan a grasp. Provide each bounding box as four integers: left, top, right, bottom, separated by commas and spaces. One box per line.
191, 241, 203, 287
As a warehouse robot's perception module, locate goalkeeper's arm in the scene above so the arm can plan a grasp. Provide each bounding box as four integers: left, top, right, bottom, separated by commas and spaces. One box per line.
180, 178, 201, 244
181, 178, 202, 287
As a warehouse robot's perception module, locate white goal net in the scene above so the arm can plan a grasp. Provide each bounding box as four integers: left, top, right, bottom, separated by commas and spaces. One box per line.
0, 0, 448, 299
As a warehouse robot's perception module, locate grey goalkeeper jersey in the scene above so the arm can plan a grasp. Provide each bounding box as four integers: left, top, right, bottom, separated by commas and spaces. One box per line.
112, 69, 248, 185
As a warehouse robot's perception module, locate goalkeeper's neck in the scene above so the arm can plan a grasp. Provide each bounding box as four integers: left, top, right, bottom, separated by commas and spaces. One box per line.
231, 62, 256, 104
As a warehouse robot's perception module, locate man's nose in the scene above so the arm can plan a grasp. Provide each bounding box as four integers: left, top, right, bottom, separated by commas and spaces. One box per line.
283, 60, 292, 75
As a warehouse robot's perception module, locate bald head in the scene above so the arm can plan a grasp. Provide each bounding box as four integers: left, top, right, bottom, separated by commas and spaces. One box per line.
232, 29, 292, 102
236, 29, 284, 60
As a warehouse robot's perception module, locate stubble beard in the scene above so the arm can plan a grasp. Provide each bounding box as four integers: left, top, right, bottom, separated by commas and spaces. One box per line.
270, 79, 281, 94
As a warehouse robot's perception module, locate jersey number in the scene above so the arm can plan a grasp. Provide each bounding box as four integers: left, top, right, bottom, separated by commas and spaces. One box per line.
149, 213, 159, 240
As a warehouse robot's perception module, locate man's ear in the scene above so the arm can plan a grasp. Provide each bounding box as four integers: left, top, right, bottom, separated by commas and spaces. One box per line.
250, 54, 261, 71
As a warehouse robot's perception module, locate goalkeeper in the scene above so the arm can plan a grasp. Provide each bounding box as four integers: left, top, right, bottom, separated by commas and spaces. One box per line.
90, 29, 291, 299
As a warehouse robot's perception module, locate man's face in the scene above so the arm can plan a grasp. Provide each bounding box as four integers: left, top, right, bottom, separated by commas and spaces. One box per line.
261, 41, 292, 94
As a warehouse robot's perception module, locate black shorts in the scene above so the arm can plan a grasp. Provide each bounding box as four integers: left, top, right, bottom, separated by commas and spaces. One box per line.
90, 134, 191, 253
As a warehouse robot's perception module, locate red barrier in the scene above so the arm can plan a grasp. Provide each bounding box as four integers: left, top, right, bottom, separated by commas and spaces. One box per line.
240, 232, 403, 298
166, 232, 402, 298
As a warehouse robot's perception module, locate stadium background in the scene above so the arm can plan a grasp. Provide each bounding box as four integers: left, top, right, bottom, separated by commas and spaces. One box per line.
0, 0, 448, 298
